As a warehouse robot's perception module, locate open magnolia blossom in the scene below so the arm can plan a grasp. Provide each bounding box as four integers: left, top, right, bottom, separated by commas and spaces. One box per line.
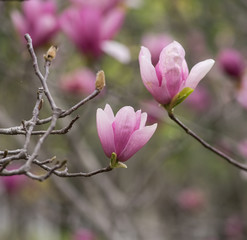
139, 41, 215, 110
96, 104, 157, 166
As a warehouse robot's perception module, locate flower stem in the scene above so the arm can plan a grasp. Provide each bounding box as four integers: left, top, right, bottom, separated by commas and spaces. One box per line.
168, 110, 247, 171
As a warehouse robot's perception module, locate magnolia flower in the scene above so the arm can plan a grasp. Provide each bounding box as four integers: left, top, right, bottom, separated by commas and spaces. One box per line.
96, 104, 157, 162
218, 48, 245, 79
61, 68, 96, 95
60, 5, 130, 62
139, 41, 215, 109
11, 0, 59, 48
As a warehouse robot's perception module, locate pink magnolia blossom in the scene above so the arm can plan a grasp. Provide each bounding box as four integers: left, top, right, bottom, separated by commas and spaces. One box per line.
61, 68, 96, 95
11, 0, 59, 48
218, 48, 245, 79
139, 41, 215, 106
60, 5, 126, 59
96, 104, 157, 162
141, 33, 173, 65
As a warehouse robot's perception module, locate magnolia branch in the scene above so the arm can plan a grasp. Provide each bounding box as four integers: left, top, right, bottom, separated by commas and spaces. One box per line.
0, 34, 109, 181
168, 110, 247, 172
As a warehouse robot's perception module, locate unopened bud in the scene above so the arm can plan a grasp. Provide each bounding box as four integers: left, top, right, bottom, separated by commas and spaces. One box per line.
44, 45, 58, 62
95, 70, 105, 91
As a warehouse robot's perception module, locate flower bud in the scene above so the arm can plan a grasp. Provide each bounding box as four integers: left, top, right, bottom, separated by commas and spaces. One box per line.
95, 70, 105, 91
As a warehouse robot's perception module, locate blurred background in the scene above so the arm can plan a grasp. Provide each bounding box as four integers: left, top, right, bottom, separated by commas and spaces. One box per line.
1, 0, 247, 239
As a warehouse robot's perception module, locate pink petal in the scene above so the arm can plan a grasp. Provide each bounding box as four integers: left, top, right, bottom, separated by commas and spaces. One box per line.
185, 59, 215, 89
139, 47, 171, 104
118, 123, 157, 161
97, 108, 115, 158
33, 15, 57, 46
101, 40, 131, 63
104, 104, 115, 122
140, 112, 147, 129
158, 41, 185, 97
100, 7, 125, 40
23, 0, 42, 21
165, 65, 182, 98
11, 11, 27, 37
134, 110, 142, 130
112, 106, 137, 155
60, 8, 81, 45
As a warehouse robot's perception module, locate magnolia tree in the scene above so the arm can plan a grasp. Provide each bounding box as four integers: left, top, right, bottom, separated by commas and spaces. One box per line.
2, 0, 247, 239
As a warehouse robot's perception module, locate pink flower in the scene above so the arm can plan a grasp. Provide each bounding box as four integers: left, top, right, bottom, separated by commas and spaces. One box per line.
96, 104, 157, 162
60, 5, 125, 59
139, 41, 215, 106
11, 0, 59, 48
218, 48, 245, 79
141, 33, 173, 65
61, 68, 96, 95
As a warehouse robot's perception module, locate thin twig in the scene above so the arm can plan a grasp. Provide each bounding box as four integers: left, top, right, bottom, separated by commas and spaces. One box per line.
36, 89, 100, 125
33, 159, 113, 177
23, 89, 43, 150
25, 160, 67, 181
168, 110, 247, 172
0, 116, 80, 135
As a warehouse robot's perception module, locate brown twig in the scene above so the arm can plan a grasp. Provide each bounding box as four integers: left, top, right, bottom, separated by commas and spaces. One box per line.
168, 110, 247, 172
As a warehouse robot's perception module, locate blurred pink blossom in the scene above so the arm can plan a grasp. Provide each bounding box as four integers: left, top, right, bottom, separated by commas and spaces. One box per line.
139, 41, 215, 106
70, 0, 122, 12
72, 229, 95, 240
176, 188, 205, 211
185, 86, 211, 112
224, 215, 243, 239
11, 0, 59, 48
2, 175, 26, 195
60, 4, 129, 62
140, 100, 166, 124
1, 165, 26, 195
97, 104, 157, 162
218, 48, 245, 79
141, 33, 172, 65
61, 68, 96, 95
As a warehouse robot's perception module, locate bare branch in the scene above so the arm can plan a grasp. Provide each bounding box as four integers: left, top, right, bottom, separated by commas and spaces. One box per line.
25, 160, 67, 182
168, 110, 247, 172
